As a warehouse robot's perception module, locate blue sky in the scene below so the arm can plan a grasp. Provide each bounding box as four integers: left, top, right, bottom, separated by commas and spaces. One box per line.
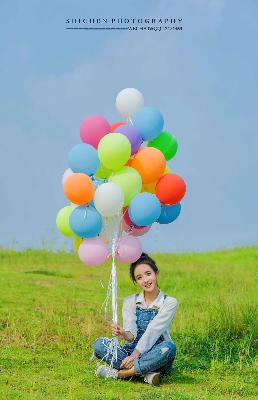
0, 0, 257, 252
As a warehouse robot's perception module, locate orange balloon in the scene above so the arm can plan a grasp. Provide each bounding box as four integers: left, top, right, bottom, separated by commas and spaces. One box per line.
130, 147, 166, 184
111, 122, 125, 132
63, 173, 94, 205
125, 157, 133, 167
155, 173, 186, 205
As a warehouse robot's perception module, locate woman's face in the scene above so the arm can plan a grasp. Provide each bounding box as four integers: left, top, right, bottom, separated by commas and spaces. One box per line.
133, 263, 158, 293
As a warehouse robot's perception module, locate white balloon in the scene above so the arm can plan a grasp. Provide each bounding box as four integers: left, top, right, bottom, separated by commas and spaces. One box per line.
116, 88, 144, 119
62, 168, 73, 186
94, 182, 124, 217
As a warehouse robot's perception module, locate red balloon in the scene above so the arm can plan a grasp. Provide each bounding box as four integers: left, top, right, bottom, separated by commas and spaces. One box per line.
155, 173, 186, 205
111, 122, 125, 132
122, 219, 151, 237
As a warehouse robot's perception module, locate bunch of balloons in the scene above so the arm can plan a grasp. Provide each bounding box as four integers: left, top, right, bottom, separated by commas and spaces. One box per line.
56, 88, 186, 266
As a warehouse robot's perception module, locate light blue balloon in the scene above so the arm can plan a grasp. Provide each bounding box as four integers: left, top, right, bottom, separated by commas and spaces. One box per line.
68, 143, 100, 176
132, 107, 164, 141
69, 206, 102, 238
129, 192, 161, 226
158, 203, 181, 224
89, 200, 95, 208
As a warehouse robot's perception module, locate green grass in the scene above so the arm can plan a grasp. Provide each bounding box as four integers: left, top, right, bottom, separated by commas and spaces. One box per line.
0, 246, 257, 399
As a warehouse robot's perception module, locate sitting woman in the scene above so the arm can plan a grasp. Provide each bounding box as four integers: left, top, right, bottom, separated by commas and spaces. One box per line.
94, 252, 178, 386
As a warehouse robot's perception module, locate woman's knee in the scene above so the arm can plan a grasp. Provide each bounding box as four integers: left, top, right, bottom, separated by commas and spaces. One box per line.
160, 341, 176, 359
93, 337, 108, 358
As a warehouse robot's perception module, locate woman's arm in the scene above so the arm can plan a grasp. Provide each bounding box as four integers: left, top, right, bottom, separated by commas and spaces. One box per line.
111, 295, 137, 343
135, 297, 178, 355
122, 295, 137, 342
111, 324, 134, 342
120, 348, 141, 369
124, 330, 135, 342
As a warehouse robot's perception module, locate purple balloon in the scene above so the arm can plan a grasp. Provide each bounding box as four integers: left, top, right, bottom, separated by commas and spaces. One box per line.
115, 124, 142, 155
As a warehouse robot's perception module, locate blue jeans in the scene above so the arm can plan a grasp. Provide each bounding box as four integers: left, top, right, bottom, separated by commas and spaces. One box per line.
94, 337, 176, 375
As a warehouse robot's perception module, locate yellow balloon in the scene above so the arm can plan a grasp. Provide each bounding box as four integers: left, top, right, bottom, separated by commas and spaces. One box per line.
142, 182, 156, 194
98, 133, 131, 171
95, 162, 111, 179
56, 206, 76, 237
74, 237, 83, 253
142, 167, 171, 193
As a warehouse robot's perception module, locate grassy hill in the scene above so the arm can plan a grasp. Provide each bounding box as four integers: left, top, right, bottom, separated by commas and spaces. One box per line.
0, 247, 257, 399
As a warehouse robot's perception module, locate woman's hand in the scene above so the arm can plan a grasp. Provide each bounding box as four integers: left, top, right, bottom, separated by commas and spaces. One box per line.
120, 352, 140, 370
111, 323, 125, 339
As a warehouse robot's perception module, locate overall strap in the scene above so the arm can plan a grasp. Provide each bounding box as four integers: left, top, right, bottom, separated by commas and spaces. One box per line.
155, 294, 167, 314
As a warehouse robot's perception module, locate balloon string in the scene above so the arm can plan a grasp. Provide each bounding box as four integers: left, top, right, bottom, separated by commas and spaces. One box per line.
95, 211, 134, 367
100, 270, 112, 320
99, 214, 121, 367
127, 117, 133, 126
110, 231, 119, 363
111, 230, 119, 324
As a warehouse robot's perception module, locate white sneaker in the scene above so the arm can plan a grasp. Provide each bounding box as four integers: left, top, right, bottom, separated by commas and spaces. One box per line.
143, 372, 161, 386
95, 365, 118, 379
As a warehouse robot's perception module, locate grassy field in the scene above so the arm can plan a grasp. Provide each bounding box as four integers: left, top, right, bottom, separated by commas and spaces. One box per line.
0, 246, 257, 399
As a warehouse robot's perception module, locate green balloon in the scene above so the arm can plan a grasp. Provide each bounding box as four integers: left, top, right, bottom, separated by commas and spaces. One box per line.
148, 131, 178, 161
56, 206, 76, 237
95, 162, 111, 179
98, 133, 131, 171
109, 166, 142, 206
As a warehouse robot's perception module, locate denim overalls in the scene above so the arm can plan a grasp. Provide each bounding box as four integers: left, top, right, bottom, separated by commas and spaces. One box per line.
94, 293, 176, 375
124, 294, 168, 352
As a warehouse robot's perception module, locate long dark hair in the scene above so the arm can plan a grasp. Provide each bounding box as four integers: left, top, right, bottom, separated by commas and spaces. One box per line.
130, 252, 159, 283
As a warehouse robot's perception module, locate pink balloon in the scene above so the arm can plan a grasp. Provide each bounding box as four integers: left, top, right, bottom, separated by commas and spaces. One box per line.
62, 168, 73, 186
116, 236, 142, 264
80, 115, 111, 149
122, 220, 151, 237
78, 238, 109, 266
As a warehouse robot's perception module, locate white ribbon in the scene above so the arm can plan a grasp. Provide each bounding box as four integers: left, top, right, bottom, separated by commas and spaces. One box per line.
98, 213, 122, 368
